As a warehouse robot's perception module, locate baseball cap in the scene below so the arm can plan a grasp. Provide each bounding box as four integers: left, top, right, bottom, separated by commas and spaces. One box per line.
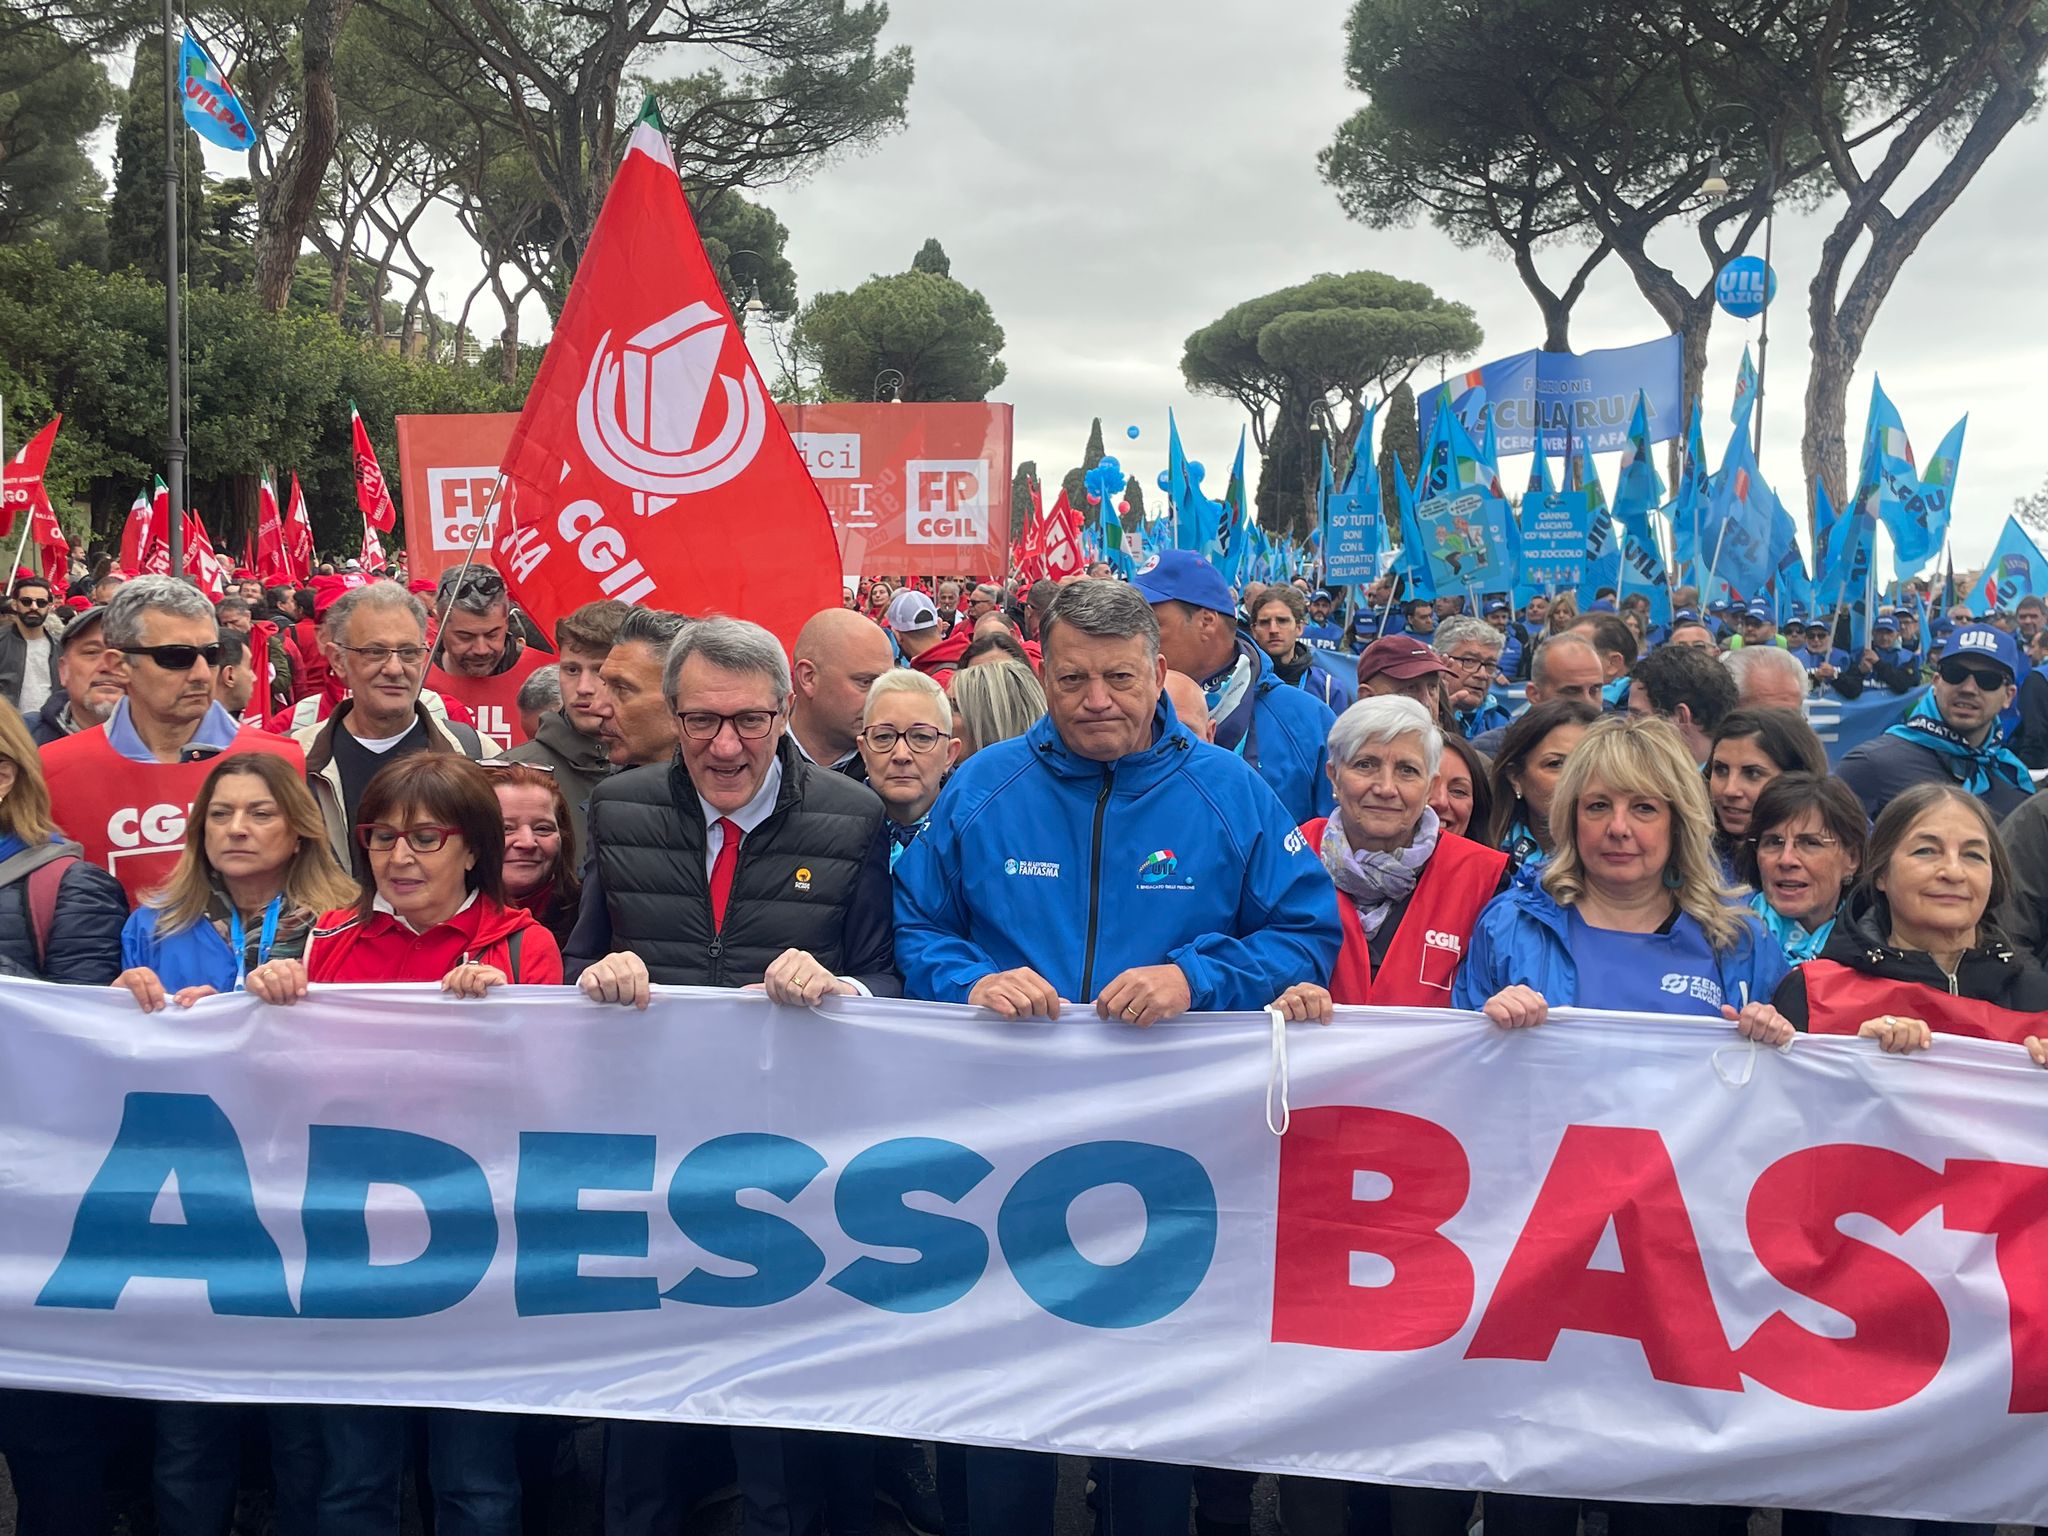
1940, 623, 2019, 680
1744, 602, 1771, 621
1672, 608, 1700, 624
1310, 588, 1333, 603
1485, 598, 1510, 615
1586, 598, 1617, 614
1130, 549, 1234, 616
1356, 635, 1451, 684
1873, 611, 1899, 632
1804, 620, 1830, 635
885, 590, 941, 632
1708, 598, 1730, 613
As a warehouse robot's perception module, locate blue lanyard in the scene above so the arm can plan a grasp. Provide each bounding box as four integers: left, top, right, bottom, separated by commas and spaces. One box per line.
227, 896, 284, 991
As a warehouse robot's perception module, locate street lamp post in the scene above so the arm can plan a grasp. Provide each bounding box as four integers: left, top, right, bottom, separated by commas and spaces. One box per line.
874, 368, 904, 404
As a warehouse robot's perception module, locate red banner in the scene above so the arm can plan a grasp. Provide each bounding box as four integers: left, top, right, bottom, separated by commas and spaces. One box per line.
779, 402, 1012, 580
395, 413, 518, 585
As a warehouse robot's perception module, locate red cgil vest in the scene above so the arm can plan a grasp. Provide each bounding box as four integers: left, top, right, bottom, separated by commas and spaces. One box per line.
1303, 817, 1508, 1007
425, 646, 551, 751
41, 724, 305, 901
1797, 959, 2047, 1045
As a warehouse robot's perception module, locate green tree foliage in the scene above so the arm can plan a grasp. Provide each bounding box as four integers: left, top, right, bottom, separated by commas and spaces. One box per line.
0, 15, 115, 260
1011, 460, 1036, 535
1121, 477, 1145, 533
1256, 392, 1314, 539
1181, 271, 1480, 465
107, 34, 209, 278
1377, 382, 1418, 533
698, 190, 799, 319
797, 248, 1006, 404
910, 237, 950, 277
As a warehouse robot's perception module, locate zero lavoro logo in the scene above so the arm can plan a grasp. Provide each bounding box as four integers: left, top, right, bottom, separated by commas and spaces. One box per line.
576, 303, 768, 502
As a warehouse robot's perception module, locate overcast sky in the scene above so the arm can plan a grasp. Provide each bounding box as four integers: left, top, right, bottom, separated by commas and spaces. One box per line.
172, 0, 2048, 566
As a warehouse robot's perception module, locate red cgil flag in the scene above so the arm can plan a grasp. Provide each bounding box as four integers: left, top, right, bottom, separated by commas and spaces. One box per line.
120, 480, 174, 576
1, 416, 60, 542
1041, 488, 1086, 581
255, 471, 293, 587
492, 98, 840, 648
283, 472, 314, 585
182, 511, 225, 600
350, 402, 398, 532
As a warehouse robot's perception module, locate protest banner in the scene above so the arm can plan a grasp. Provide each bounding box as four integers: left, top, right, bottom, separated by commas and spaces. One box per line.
1419, 338, 1683, 456
5, 985, 2044, 1526
395, 412, 519, 584
1515, 490, 1593, 591
1414, 490, 1513, 596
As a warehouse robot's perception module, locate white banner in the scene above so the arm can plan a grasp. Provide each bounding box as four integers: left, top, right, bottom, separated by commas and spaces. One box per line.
1, 981, 2045, 1525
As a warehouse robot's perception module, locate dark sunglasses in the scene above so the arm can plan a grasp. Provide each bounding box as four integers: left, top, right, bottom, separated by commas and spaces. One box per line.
118, 643, 223, 670
1938, 658, 2010, 691
12, 594, 50, 608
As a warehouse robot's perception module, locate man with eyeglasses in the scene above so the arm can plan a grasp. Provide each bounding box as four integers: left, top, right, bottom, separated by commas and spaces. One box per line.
1837, 623, 2035, 824
291, 582, 493, 867
0, 575, 60, 716
423, 562, 554, 750
571, 616, 894, 1536
1431, 616, 1510, 737
41, 576, 302, 899
893, 579, 1338, 1536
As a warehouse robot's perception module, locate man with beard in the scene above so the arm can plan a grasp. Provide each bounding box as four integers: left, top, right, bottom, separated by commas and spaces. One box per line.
0, 575, 60, 716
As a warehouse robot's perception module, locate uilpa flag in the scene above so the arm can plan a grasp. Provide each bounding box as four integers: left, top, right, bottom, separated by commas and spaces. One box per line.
350, 403, 397, 533
492, 99, 840, 648
179, 32, 255, 152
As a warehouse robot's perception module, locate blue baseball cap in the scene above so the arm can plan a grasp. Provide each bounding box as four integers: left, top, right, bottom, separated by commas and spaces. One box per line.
1586, 598, 1617, 614
1672, 608, 1700, 624
1873, 610, 1899, 632
1744, 602, 1771, 621
1310, 588, 1333, 603
1941, 622, 2019, 680
1708, 597, 1730, 613
1130, 550, 1234, 616
1485, 598, 1510, 615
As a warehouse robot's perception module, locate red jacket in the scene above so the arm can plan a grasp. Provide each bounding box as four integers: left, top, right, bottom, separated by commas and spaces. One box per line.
306, 894, 563, 984
908, 626, 973, 688
1303, 816, 1507, 1007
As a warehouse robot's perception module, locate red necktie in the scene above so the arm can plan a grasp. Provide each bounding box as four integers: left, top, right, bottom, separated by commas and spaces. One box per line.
709, 817, 741, 932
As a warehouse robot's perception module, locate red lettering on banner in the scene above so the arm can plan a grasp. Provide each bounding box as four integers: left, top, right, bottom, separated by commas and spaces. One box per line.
1943, 1159, 2048, 1413
1734, 1145, 1948, 1410
1465, 1125, 1741, 1390
1271, 1108, 1473, 1351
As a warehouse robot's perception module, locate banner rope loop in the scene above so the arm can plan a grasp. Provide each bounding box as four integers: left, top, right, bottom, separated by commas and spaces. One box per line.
1265, 1006, 1291, 1136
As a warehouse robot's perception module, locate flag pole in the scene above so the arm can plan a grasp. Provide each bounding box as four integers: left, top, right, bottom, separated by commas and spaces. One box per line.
420, 471, 509, 691
162, 6, 186, 581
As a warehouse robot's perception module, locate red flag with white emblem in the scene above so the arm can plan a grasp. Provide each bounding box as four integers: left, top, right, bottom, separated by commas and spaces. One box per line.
2, 416, 59, 542
182, 511, 225, 599
255, 470, 292, 587
1041, 489, 1085, 581
350, 402, 397, 532
492, 99, 840, 648
283, 472, 314, 585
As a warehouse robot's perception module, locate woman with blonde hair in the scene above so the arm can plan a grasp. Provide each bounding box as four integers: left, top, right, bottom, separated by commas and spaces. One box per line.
113, 750, 356, 1009
948, 656, 1046, 758
1456, 714, 1793, 1036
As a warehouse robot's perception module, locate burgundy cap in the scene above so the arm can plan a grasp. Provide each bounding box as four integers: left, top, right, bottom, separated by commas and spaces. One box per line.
1356, 634, 1451, 684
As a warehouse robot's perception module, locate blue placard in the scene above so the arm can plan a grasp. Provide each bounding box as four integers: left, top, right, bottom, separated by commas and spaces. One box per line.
1322, 495, 1379, 585
1715, 255, 1776, 319
1517, 490, 1593, 591
1416, 490, 1514, 595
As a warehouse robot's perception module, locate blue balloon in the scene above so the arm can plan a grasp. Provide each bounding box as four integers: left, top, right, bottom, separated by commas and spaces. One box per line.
1157, 471, 1171, 492
1098, 455, 1122, 481
1188, 461, 1206, 484
1126, 425, 1140, 440
1714, 255, 1776, 320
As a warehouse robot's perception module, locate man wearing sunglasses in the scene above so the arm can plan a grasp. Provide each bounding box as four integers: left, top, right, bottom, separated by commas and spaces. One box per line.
0, 575, 59, 717
1837, 622, 2035, 825
40, 576, 302, 898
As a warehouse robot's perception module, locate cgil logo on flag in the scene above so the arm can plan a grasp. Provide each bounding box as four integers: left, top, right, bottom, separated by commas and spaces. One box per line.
575, 303, 769, 502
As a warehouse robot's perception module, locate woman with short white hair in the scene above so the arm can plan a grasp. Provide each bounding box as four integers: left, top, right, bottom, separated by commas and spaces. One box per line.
1271, 695, 1508, 1017
857, 668, 960, 866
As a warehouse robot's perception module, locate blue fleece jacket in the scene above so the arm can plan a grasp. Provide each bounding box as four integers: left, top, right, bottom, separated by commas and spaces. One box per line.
894, 697, 1342, 1009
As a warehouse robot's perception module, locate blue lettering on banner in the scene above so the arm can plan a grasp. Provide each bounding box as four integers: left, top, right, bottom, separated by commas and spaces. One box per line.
40, 1107, 1223, 1329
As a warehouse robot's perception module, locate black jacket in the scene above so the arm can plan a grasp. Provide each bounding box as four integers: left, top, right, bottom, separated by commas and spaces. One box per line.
565, 737, 898, 994
0, 622, 57, 711
2011, 671, 2048, 770
505, 708, 612, 850
0, 837, 129, 983
1773, 884, 2048, 1026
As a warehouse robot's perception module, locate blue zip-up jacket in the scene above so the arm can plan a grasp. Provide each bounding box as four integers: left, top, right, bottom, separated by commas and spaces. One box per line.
1452, 879, 1788, 1011
1224, 642, 1337, 823
894, 698, 1342, 1009
122, 903, 242, 993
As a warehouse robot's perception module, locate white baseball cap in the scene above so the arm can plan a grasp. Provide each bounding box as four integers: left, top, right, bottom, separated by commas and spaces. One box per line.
886, 590, 941, 631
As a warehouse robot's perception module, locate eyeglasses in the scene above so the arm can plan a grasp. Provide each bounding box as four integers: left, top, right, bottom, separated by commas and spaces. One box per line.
860, 724, 951, 754
1443, 653, 1496, 673
118, 643, 223, 670
677, 708, 781, 740
480, 759, 554, 774
335, 642, 428, 668
356, 823, 463, 853
1754, 832, 1840, 857
13, 595, 50, 608
1938, 659, 2009, 691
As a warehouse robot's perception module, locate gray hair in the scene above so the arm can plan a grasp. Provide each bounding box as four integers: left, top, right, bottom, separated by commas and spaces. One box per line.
435, 562, 511, 617
1530, 632, 1599, 687
1327, 695, 1443, 782
517, 663, 561, 714
1433, 616, 1503, 658
664, 615, 790, 706
613, 606, 690, 657
1723, 642, 1808, 699
323, 581, 428, 644
1043, 579, 1160, 659
103, 575, 218, 648
863, 667, 952, 732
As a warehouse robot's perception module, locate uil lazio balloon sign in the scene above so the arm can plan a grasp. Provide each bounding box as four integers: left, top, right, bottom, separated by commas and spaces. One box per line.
1715, 255, 1776, 320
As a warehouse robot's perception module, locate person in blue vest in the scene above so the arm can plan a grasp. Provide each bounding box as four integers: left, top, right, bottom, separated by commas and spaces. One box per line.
1303, 589, 1344, 645
1867, 609, 1923, 692
1249, 584, 1354, 714
894, 577, 1342, 1536
1485, 597, 1526, 680
1134, 550, 1336, 822
1835, 622, 2035, 825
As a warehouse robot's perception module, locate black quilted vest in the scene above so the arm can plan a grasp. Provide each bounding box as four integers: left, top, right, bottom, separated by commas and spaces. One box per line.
586, 739, 885, 986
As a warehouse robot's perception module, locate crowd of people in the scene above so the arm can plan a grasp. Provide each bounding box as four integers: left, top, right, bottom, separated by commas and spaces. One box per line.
0, 543, 2040, 1536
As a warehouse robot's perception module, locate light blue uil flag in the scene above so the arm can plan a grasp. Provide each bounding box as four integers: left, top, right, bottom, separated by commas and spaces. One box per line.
180, 32, 257, 152
1980, 516, 2048, 612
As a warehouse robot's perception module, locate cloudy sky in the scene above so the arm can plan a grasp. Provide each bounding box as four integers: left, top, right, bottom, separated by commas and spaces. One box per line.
747, 0, 2048, 567
170, 0, 2048, 566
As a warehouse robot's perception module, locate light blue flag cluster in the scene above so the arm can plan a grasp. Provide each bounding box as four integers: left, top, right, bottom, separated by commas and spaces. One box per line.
1731, 345, 1758, 432
1859, 378, 1963, 581
1695, 416, 1779, 604
1980, 516, 2048, 612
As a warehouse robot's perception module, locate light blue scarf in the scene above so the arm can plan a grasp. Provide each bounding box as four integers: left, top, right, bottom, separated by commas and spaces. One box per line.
1882, 691, 2033, 798
1748, 890, 1832, 964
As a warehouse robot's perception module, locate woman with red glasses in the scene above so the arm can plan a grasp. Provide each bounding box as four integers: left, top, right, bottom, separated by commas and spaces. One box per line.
245, 751, 560, 1536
